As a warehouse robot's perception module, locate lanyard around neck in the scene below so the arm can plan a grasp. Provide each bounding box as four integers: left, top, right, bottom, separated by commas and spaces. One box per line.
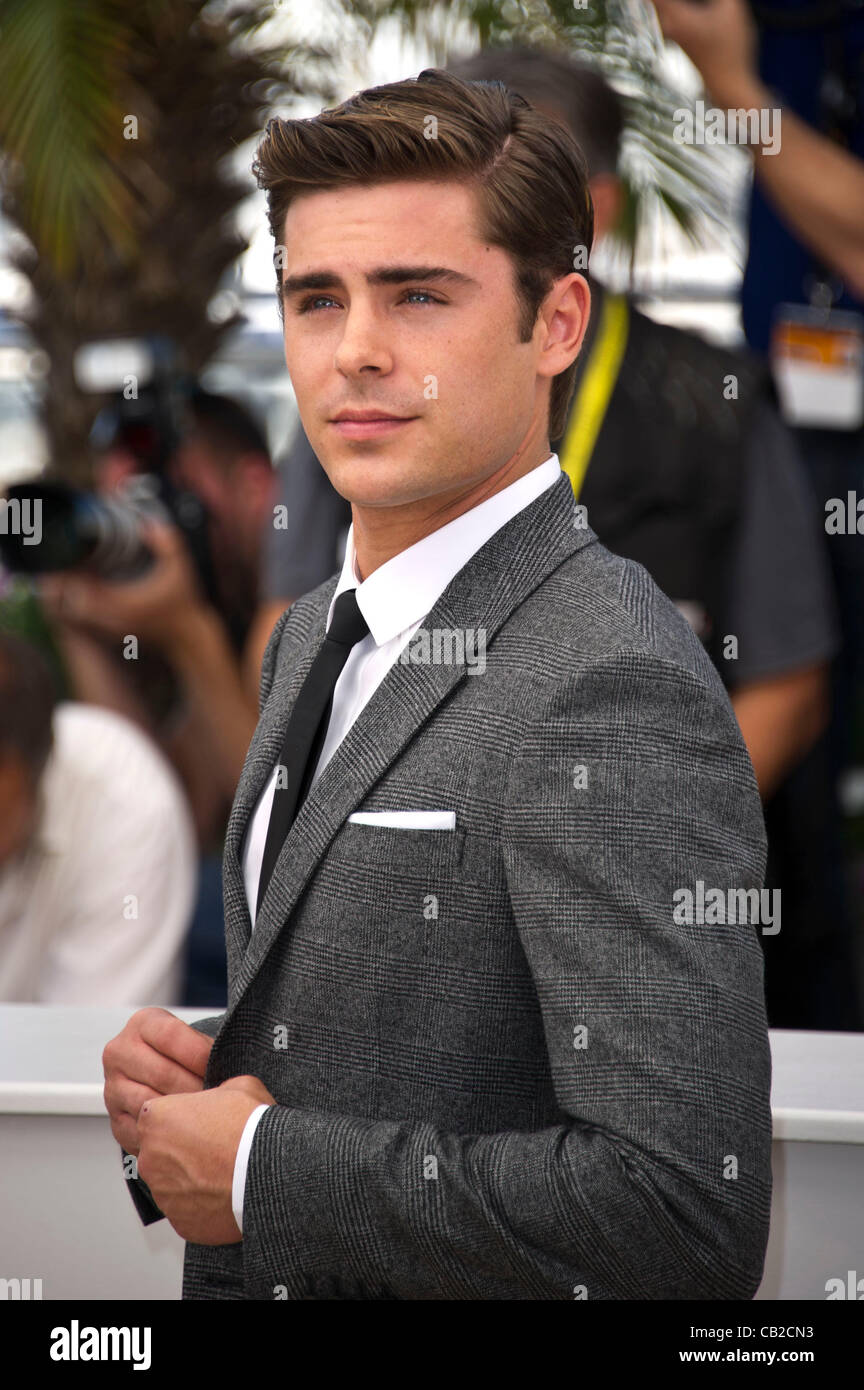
560, 291, 629, 501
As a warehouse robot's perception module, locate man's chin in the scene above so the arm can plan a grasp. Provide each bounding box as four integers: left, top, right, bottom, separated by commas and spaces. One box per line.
320, 449, 436, 508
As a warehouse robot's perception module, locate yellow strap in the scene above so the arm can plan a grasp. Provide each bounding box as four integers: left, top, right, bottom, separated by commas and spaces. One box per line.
560, 292, 629, 500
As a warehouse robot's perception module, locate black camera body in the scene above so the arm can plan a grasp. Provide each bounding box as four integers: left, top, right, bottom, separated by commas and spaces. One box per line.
0, 472, 211, 586
0, 335, 217, 604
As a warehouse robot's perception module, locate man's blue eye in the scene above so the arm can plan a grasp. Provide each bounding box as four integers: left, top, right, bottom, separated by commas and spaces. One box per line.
298, 296, 337, 313
297, 289, 444, 313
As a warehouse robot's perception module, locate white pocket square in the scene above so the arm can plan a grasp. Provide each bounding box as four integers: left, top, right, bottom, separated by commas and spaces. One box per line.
347, 810, 456, 830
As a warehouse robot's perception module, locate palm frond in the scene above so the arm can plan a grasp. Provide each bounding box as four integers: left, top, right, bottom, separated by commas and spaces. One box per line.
341, 0, 742, 266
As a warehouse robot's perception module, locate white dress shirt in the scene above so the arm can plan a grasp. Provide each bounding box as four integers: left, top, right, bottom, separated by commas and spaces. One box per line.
231, 452, 563, 1232
0, 702, 196, 1005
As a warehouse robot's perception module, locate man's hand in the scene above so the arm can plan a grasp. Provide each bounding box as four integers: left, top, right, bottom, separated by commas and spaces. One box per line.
39, 517, 207, 655
651, 0, 762, 109
136, 1076, 277, 1245
103, 1007, 214, 1157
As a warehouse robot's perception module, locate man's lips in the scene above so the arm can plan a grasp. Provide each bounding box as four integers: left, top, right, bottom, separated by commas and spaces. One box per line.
329, 412, 418, 439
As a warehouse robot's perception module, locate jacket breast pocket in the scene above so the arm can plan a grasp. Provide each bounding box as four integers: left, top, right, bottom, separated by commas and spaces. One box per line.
332, 819, 465, 951
337, 818, 465, 874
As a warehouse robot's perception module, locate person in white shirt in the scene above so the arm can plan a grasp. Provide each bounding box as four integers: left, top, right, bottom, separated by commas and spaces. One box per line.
0, 632, 196, 1005
101, 70, 772, 1302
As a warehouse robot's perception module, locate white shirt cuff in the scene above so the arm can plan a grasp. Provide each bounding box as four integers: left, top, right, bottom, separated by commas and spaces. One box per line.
231, 1103, 271, 1235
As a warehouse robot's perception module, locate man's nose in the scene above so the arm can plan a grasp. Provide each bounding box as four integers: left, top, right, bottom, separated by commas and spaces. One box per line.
333, 306, 393, 377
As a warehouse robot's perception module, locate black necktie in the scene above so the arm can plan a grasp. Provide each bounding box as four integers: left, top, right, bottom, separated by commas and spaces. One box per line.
255, 588, 370, 918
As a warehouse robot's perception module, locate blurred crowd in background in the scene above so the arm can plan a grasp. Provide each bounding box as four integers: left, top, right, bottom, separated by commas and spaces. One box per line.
0, 0, 863, 1030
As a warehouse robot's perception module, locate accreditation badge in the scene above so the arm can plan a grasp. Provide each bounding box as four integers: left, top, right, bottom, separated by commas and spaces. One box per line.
770, 303, 864, 429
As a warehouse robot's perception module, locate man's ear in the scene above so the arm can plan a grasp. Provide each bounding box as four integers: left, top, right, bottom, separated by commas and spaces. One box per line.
536, 273, 591, 383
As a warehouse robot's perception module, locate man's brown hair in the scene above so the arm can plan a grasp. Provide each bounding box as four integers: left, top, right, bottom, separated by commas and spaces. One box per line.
252, 67, 593, 443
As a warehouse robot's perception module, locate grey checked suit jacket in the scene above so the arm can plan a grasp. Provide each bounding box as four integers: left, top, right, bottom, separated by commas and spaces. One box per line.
125, 469, 773, 1300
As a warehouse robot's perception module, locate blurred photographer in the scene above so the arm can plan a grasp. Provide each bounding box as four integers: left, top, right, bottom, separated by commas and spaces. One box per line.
34, 386, 275, 1003
38, 390, 273, 839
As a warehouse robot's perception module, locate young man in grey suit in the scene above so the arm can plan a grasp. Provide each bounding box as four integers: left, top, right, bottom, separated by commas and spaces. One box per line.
103, 68, 773, 1300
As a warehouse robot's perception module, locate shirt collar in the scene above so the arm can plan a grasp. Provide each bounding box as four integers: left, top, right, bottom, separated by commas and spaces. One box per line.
326, 454, 561, 646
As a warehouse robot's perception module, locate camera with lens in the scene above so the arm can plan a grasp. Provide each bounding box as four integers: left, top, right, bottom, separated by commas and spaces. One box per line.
0, 336, 217, 601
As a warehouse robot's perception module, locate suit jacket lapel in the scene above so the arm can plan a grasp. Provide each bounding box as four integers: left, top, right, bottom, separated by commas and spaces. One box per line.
222, 469, 594, 1019
221, 599, 335, 989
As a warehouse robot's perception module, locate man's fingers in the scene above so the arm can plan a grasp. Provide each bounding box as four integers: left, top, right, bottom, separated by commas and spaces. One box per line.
111, 1109, 143, 1157
103, 1009, 214, 1104
104, 1075, 162, 1124
137, 1008, 214, 1080
104, 1034, 208, 1098
123, 1044, 208, 1098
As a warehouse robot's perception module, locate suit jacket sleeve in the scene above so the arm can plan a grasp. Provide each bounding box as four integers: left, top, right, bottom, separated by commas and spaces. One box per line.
238, 647, 774, 1300
121, 1013, 226, 1226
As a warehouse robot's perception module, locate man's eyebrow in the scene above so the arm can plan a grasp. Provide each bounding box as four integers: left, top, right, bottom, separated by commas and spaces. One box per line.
280, 265, 479, 298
